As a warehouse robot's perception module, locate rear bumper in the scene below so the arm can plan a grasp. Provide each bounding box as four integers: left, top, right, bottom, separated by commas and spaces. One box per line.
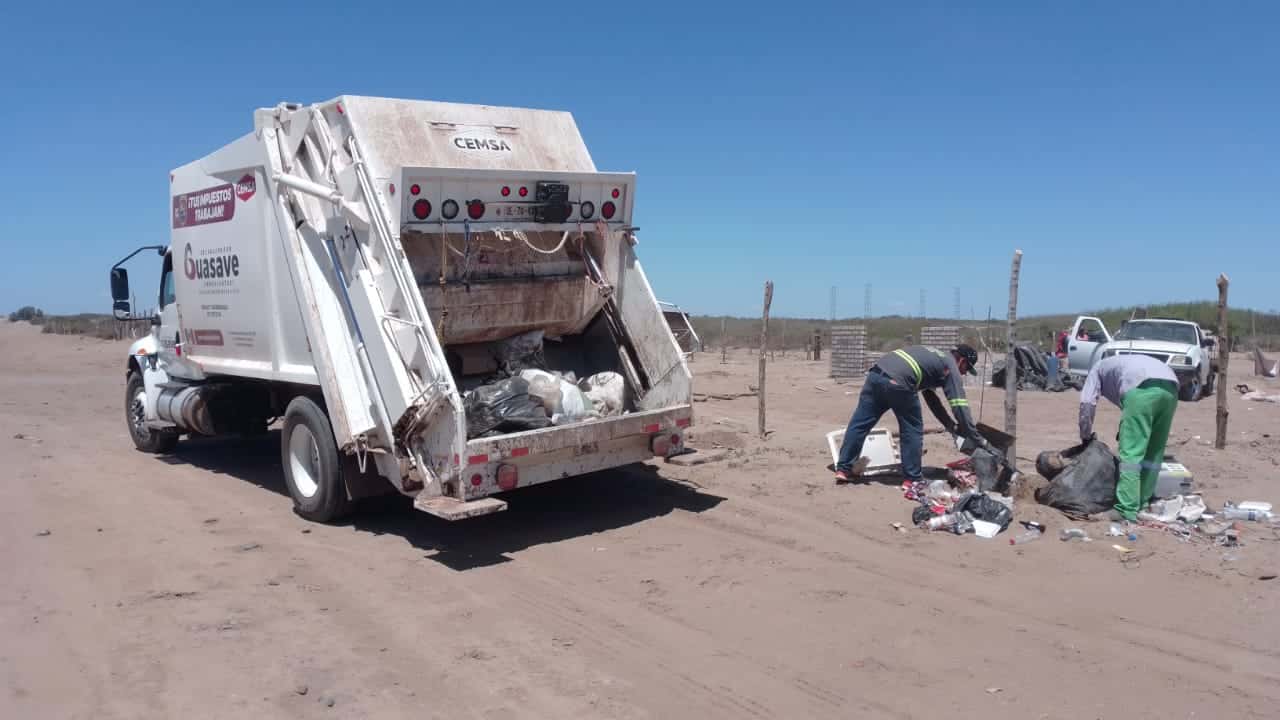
458, 405, 693, 500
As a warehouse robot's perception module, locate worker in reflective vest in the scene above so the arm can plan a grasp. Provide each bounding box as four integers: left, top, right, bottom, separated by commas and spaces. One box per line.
832, 344, 988, 483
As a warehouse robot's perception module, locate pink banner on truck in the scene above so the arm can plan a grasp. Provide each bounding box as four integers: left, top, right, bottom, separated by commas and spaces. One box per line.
173, 183, 236, 228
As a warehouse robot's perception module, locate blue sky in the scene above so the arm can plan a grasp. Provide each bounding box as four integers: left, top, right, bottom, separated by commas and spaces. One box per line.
2, 1, 1276, 319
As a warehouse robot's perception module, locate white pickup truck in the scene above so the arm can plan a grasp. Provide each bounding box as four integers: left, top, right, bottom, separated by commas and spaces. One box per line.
1066, 316, 1217, 401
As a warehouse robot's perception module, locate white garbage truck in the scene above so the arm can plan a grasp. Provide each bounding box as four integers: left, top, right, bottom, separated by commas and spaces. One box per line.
109, 96, 693, 521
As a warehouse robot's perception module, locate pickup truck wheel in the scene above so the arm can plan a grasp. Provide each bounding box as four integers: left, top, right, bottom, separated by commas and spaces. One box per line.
1178, 372, 1202, 402
281, 396, 350, 522
125, 372, 179, 453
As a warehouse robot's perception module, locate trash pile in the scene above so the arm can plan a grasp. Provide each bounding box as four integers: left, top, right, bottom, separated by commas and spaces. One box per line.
991, 345, 1082, 392
905, 464, 1015, 538
1035, 440, 1118, 518
461, 330, 630, 439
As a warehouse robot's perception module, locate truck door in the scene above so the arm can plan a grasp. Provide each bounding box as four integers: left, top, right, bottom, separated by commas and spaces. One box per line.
157, 252, 182, 364
1067, 316, 1110, 377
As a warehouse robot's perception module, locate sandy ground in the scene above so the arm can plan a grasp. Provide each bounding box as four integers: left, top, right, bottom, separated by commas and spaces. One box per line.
2, 320, 1278, 720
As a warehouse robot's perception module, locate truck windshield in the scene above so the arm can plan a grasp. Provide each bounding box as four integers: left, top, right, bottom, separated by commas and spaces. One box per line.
1114, 321, 1197, 345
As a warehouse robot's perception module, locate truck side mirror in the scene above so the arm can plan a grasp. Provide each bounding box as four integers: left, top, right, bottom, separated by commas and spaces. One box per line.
110, 268, 131, 318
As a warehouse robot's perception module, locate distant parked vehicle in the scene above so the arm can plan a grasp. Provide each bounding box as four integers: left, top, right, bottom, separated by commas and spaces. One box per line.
1066, 316, 1217, 401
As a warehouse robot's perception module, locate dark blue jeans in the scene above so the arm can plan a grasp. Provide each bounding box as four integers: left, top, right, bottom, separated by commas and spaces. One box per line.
836, 370, 924, 480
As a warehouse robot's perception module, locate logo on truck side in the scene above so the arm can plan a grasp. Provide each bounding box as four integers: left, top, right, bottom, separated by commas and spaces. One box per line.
451, 132, 512, 152
184, 243, 240, 281
235, 173, 256, 202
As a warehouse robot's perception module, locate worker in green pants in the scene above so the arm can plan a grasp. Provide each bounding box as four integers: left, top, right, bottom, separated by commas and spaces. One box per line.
1078, 354, 1180, 521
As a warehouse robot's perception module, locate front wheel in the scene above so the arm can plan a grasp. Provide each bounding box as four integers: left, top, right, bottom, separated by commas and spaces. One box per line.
281, 396, 351, 522
1178, 370, 1202, 402
125, 371, 179, 453
1202, 367, 1217, 398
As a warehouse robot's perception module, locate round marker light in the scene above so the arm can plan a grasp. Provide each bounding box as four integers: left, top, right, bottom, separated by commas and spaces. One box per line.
501, 185, 511, 197
601, 201, 616, 219
389, 183, 396, 196
467, 199, 485, 220
580, 201, 595, 219
518, 186, 528, 197
411, 199, 431, 220
611, 188, 620, 199
410, 184, 421, 196
442, 199, 459, 219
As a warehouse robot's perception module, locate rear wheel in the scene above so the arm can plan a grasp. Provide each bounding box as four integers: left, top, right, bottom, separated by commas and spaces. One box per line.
125, 371, 179, 453
281, 396, 351, 522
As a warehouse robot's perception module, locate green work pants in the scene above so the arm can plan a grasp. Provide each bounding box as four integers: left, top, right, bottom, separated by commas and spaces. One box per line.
1115, 379, 1179, 520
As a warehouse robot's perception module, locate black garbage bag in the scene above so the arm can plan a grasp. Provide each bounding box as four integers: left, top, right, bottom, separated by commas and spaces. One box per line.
992, 345, 1053, 390
1036, 449, 1067, 481
953, 492, 1014, 531
912, 505, 935, 526
1034, 439, 1118, 519
464, 377, 552, 438
493, 330, 548, 376
971, 447, 1003, 492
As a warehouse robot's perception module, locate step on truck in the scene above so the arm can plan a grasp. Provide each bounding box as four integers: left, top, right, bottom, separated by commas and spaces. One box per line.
109, 96, 693, 521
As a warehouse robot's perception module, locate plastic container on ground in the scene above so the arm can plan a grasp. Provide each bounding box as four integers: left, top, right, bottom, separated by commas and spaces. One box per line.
1009, 530, 1043, 545
1059, 528, 1090, 542
1219, 506, 1275, 522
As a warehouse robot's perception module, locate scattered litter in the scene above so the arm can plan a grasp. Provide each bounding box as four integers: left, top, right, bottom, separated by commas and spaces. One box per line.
890, 522, 907, 534
1259, 574, 1277, 581
35, 529, 51, 537
1108, 523, 1126, 537
1219, 502, 1275, 522
295, 685, 309, 696
234, 542, 262, 552
202, 518, 218, 525
1111, 544, 1133, 553
13, 433, 24, 440
973, 520, 1001, 539
985, 687, 1003, 695
1059, 528, 1090, 542
814, 385, 828, 392
1009, 529, 1043, 545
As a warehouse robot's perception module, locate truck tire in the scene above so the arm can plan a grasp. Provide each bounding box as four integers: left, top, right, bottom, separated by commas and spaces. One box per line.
1203, 367, 1217, 398
281, 396, 351, 522
1179, 370, 1202, 402
125, 372, 179, 453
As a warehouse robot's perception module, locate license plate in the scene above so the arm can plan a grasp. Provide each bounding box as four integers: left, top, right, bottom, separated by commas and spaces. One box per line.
494, 204, 531, 218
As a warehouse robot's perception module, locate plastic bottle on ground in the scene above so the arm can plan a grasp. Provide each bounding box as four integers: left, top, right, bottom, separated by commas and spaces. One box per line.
1219, 506, 1275, 522
1009, 529, 1043, 545
1059, 528, 1089, 542
924, 513, 959, 531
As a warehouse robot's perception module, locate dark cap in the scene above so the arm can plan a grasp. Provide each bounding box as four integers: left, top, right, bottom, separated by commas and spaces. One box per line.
953, 344, 978, 375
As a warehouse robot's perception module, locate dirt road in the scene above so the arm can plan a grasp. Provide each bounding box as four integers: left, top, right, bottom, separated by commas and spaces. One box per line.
3, 321, 1278, 719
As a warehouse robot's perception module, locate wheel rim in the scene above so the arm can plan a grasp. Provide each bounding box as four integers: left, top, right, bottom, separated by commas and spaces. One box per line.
130, 389, 149, 439
288, 424, 322, 499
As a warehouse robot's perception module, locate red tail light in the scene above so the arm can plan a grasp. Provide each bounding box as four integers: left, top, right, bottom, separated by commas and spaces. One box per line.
501, 186, 511, 197
518, 186, 528, 197
497, 464, 519, 491
611, 188, 620, 199
410, 184, 421, 196
467, 200, 485, 219
412, 199, 431, 219
602, 201, 616, 219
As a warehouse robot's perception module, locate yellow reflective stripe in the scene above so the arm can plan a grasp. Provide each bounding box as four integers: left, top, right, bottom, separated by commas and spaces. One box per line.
894, 349, 923, 387
949, 398, 969, 407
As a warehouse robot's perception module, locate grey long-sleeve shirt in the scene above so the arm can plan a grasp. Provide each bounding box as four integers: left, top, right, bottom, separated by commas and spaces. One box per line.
1078, 354, 1178, 439
876, 345, 979, 439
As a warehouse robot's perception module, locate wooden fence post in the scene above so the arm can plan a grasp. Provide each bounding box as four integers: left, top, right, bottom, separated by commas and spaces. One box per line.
758, 281, 773, 438
1215, 274, 1230, 450
1005, 250, 1023, 467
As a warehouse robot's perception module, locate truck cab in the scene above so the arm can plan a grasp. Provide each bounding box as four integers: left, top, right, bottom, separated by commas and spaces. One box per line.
1066, 315, 1217, 401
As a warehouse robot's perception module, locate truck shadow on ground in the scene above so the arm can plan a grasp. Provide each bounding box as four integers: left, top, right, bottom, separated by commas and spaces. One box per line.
166, 431, 726, 571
